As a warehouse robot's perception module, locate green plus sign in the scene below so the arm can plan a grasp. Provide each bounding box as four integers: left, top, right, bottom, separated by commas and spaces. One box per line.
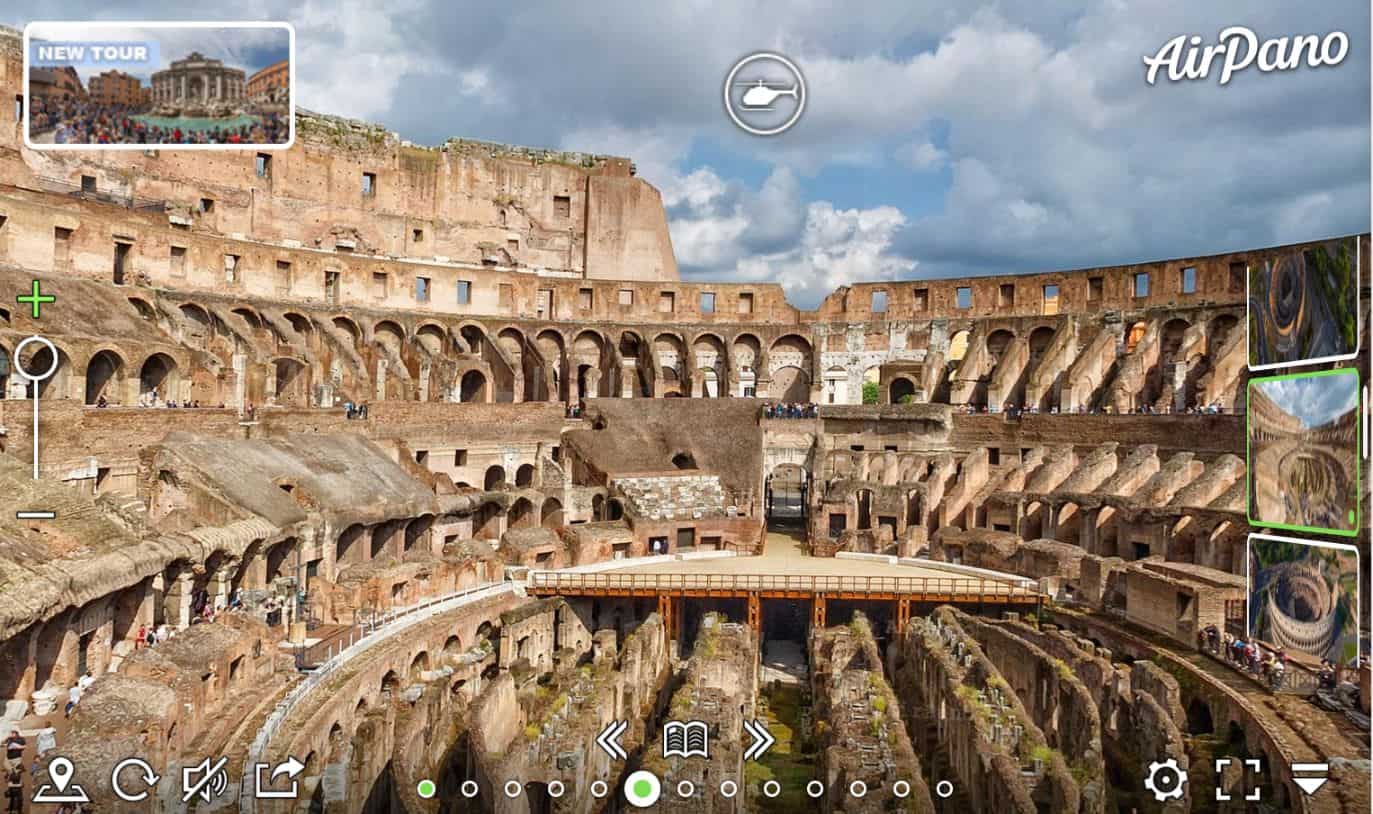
17, 280, 56, 319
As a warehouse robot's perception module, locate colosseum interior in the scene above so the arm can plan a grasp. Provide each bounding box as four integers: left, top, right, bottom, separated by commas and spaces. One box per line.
0, 22, 1369, 814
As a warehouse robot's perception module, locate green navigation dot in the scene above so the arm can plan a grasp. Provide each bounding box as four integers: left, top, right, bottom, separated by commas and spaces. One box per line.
417, 779, 437, 799
624, 769, 661, 808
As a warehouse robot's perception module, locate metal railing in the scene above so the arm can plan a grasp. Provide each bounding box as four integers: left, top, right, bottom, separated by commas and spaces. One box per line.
527, 571, 1036, 597
238, 581, 515, 813
1197, 641, 1321, 695
32, 174, 168, 211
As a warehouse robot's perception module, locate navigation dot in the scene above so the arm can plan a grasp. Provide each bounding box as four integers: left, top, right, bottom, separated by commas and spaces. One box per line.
624, 770, 660, 808
416, 779, 436, 799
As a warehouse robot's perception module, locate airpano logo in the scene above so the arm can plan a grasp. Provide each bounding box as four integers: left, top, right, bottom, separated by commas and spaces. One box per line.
1143, 27, 1349, 86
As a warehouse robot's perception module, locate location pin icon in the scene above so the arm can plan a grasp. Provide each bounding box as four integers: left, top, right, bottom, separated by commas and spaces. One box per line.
49, 757, 74, 791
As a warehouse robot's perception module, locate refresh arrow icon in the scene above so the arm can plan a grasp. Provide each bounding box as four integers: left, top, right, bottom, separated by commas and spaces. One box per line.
111, 757, 161, 802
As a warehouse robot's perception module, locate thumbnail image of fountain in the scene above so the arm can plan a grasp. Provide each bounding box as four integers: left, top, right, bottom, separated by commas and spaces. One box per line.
1247, 369, 1359, 534
1248, 237, 1359, 367
1248, 538, 1359, 663
27, 24, 290, 146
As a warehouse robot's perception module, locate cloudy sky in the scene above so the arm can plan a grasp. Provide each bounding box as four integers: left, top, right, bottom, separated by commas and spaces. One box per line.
7, 1, 1369, 308
1257, 372, 1359, 428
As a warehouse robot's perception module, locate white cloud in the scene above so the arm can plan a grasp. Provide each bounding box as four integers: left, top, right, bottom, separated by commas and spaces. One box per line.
735, 202, 916, 304
895, 140, 947, 171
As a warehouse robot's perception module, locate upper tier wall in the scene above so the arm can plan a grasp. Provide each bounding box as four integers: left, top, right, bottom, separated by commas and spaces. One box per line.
0, 26, 677, 283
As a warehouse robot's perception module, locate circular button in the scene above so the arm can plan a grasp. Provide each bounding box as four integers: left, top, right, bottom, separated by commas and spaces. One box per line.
935, 779, 955, 799
807, 780, 825, 798
763, 780, 782, 798
416, 779, 437, 799
893, 780, 911, 798
849, 780, 867, 798
590, 780, 609, 798
624, 770, 661, 808
719, 780, 738, 798
503, 780, 522, 798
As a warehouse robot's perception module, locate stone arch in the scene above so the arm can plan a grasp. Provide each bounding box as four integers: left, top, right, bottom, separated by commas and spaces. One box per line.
415, 322, 446, 356
332, 315, 361, 342
139, 352, 179, 399
509, 497, 535, 529
535, 329, 567, 402
691, 333, 727, 397
731, 333, 762, 370
19, 340, 72, 400
380, 669, 401, 697
1160, 317, 1190, 358
986, 329, 1015, 362
484, 465, 506, 491
617, 330, 651, 397
1125, 321, 1148, 353
571, 330, 609, 399
404, 515, 433, 552
272, 357, 309, 406
1186, 697, 1214, 735
373, 320, 406, 352
1208, 313, 1239, 349
769, 333, 813, 379
283, 311, 312, 338
127, 296, 156, 321
496, 327, 525, 359
541, 498, 563, 528
442, 635, 464, 659
409, 651, 430, 681
265, 537, 296, 583
890, 376, 916, 404
948, 329, 971, 362
459, 369, 487, 402
1028, 325, 1056, 362
591, 494, 605, 521
336, 524, 366, 566
85, 348, 127, 405
231, 306, 265, 332
458, 323, 488, 356
515, 464, 535, 487
653, 332, 687, 395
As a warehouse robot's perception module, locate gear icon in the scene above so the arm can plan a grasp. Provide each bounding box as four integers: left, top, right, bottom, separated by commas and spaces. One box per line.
1145, 758, 1186, 802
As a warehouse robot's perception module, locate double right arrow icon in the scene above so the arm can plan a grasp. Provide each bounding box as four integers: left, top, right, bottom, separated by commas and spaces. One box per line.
597, 720, 629, 761
743, 719, 775, 761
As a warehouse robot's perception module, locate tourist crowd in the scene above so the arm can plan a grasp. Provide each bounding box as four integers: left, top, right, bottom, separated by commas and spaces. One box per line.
962, 402, 1235, 416
1193, 625, 1366, 692
763, 402, 819, 419
29, 96, 289, 145
94, 390, 220, 409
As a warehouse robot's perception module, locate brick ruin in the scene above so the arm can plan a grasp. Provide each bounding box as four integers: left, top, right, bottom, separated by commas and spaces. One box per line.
0, 19, 1368, 814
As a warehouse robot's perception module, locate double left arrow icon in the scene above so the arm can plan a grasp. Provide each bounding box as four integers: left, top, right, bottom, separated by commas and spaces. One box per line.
743, 719, 775, 761
597, 720, 629, 760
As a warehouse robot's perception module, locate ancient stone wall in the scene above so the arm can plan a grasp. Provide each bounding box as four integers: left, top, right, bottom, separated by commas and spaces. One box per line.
810, 614, 936, 813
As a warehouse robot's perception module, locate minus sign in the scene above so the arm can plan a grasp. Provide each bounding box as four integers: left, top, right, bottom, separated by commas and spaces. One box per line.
16, 511, 56, 520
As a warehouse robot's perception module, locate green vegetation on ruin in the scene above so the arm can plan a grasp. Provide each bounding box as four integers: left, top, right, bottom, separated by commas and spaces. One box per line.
749, 684, 815, 812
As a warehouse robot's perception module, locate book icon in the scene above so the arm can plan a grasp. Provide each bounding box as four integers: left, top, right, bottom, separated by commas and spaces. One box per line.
662, 720, 710, 758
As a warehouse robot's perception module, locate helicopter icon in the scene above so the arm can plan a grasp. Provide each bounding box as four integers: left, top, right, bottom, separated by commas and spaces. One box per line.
735, 78, 800, 110
723, 52, 806, 136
